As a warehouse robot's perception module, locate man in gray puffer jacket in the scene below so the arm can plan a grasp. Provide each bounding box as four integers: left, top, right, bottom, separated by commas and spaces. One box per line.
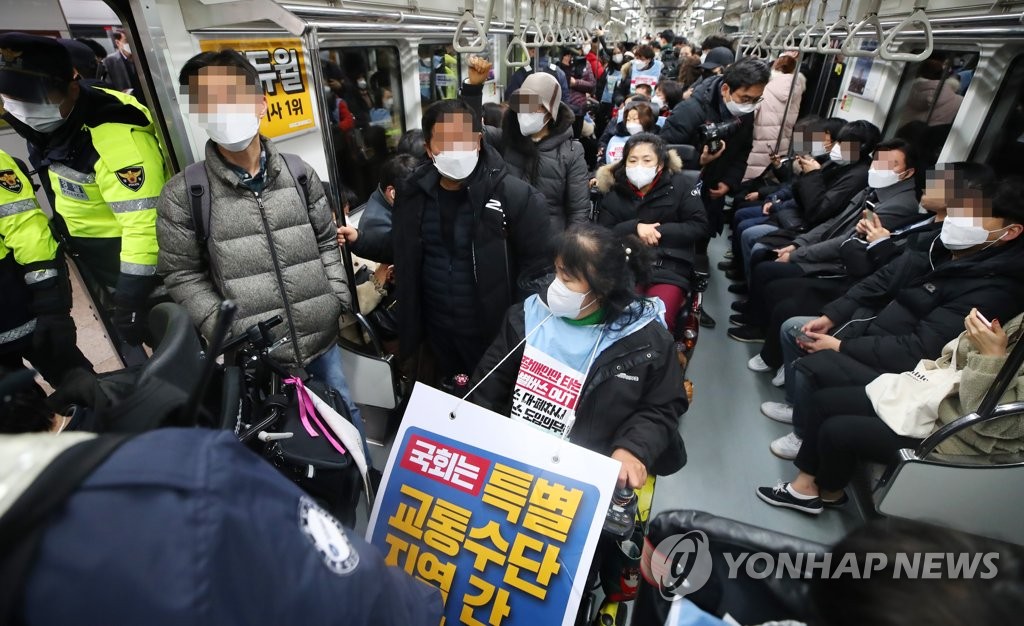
156, 50, 362, 436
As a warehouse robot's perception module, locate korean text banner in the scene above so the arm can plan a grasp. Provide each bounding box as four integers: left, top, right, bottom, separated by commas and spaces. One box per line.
368, 383, 620, 626
198, 38, 315, 139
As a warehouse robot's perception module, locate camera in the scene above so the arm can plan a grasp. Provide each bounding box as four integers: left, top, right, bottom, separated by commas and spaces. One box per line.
603, 486, 638, 540
699, 117, 743, 154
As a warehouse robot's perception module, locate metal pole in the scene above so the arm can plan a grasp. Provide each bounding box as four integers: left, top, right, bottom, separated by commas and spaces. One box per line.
774, 49, 804, 155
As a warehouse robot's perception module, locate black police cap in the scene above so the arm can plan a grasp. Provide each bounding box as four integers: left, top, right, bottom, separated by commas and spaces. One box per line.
0, 32, 74, 102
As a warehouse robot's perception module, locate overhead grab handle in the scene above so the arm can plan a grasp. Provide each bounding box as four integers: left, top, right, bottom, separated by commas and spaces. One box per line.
817, 0, 851, 55
453, 9, 489, 53
880, 3, 933, 62
841, 0, 883, 58
783, 3, 809, 51
505, 36, 530, 67
800, 0, 829, 52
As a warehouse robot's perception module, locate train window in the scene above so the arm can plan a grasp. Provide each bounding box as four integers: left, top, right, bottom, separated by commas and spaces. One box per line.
884, 50, 977, 167
418, 44, 462, 106
321, 46, 405, 204
971, 56, 1024, 177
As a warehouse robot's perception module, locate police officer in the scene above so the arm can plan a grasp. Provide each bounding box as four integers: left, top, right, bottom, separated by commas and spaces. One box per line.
0, 149, 90, 385
0, 32, 166, 345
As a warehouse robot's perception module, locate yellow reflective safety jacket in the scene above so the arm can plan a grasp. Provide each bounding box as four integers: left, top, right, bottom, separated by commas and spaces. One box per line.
34, 86, 166, 292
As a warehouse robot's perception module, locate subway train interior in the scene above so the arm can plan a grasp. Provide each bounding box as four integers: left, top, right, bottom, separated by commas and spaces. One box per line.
2, 0, 1024, 624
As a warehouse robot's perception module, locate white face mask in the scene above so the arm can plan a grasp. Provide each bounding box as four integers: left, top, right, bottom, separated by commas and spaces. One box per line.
1, 97, 66, 133
518, 111, 547, 136
651, 97, 664, 111
547, 276, 593, 318
625, 121, 643, 135
383, 98, 394, 109
583, 43, 592, 54
626, 164, 658, 188
613, 53, 624, 64
724, 97, 756, 117
940, 216, 1010, 251
199, 108, 262, 152
810, 141, 826, 156
432, 149, 479, 181
357, 78, 368, 90
122, 43, 131, 55
868, 167, 904, 189
829, 143, 850, 165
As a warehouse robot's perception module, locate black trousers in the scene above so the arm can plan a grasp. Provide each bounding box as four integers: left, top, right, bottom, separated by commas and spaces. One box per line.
746, 261, 806, 322
759, 276, 853, 367
790, 350, 885, 438
793, 385, 922, 491
425, 328, 490, 386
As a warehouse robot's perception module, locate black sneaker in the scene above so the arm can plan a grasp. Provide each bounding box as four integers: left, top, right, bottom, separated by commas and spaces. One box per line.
699, 308, 717, 329
756, 483, 823, 515
725, 268, 746, 282
822, 492, 849, 507
727, 283, 749, 295
727, 325, 765, 343
730, 300, 750, 313
729, 313, 755, 326
717, 260, 737, 271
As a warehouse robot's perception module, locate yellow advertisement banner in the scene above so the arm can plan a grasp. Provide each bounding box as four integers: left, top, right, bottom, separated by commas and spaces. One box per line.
199, 38, 316, 139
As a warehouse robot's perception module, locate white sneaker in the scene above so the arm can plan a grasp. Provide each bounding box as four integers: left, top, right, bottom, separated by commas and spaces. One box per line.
771, 366, 785, 387
748, 354, 771, 372
770, 433, 803, 459
761, 401, 794, 424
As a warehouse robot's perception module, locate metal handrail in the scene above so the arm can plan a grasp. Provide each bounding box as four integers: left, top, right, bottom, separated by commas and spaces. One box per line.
880, 1, 933, 62
914, 402, 1024, 459
817, 0, 851, 54
841, 0, 883, 58
505, 0, 529, 68
799, 0, 828, 51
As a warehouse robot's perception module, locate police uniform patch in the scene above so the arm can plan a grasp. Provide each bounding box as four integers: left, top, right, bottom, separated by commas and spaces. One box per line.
58, 177, 88, 201
116, 166, 145, 192
298, 496, 359, 576
0, 170, 22, 193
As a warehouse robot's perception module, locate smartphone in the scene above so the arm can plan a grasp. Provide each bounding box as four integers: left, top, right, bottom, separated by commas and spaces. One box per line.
863, 208, 875, 221
791, 323, 812, 343
975, 310, 994, 329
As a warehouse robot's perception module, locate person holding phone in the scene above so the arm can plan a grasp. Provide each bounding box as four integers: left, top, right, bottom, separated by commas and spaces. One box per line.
757, 308, 1024, 515
763, 174, 1024, 460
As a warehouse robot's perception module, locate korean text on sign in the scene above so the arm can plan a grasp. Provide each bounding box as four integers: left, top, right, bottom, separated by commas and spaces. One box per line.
378, 430, 593, 625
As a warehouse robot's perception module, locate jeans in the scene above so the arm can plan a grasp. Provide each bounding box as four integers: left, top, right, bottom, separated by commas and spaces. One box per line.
780, 315, 816, 409
740, 224, 779, 276
306, 344, 371, 459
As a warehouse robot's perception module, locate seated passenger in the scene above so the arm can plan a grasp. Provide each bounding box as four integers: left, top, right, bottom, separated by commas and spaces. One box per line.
460, 56, 589, 232
470, 223, 687, 488
155, 50, 364, 438
729, 138, 921, 344
384, 100, 552, 385
599, 100, 660, 164
748, 162, 989, 380
337, 154, 418, 263
758, 309, 1024, 515
594, 133, 708, 335
767, 175, 1024, 459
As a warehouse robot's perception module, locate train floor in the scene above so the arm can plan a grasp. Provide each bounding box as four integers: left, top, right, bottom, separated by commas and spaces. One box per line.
650, 234, 865, 546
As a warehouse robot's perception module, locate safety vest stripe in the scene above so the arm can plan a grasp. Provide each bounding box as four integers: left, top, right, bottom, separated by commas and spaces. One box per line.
120, 260, 157, 275
25, 268, 58, 284
49, 163, 96, 184
109, 197, 159, 214
0, 198, 39, 218
0, 318, 36, 345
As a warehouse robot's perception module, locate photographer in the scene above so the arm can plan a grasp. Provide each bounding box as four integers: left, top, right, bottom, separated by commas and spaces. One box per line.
661, 57, 771, 236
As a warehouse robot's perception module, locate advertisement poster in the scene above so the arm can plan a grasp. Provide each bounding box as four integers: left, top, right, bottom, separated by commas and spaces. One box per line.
367, 383, 621, 626
846, 40, 880, 101
199, 38, 316, 139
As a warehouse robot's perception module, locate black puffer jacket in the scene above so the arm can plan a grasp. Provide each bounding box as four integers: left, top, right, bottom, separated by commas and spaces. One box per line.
594, 150, 710, 290
659, 75, 754, 195
387, 145, 553, 358
822, 239, 1024, 373
462, 84, 588, 232
471, 301, 687, 476
771, 160, 870, 232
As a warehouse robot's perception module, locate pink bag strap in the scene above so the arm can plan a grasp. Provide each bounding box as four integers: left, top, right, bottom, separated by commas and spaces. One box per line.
283, 377, 347, 455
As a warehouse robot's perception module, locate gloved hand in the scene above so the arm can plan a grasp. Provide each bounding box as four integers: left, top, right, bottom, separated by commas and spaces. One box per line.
113, 304, 147, 346
32, 313, 78, 354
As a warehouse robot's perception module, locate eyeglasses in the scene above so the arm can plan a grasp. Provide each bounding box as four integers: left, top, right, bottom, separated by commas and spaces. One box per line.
733, 95, 764, 105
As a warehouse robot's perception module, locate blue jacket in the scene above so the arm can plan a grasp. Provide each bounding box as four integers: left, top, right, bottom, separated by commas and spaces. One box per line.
21, 429, 442, 626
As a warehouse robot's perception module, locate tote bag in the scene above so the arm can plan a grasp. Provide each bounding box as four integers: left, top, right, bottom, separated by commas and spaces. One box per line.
866, 335, 962, 438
